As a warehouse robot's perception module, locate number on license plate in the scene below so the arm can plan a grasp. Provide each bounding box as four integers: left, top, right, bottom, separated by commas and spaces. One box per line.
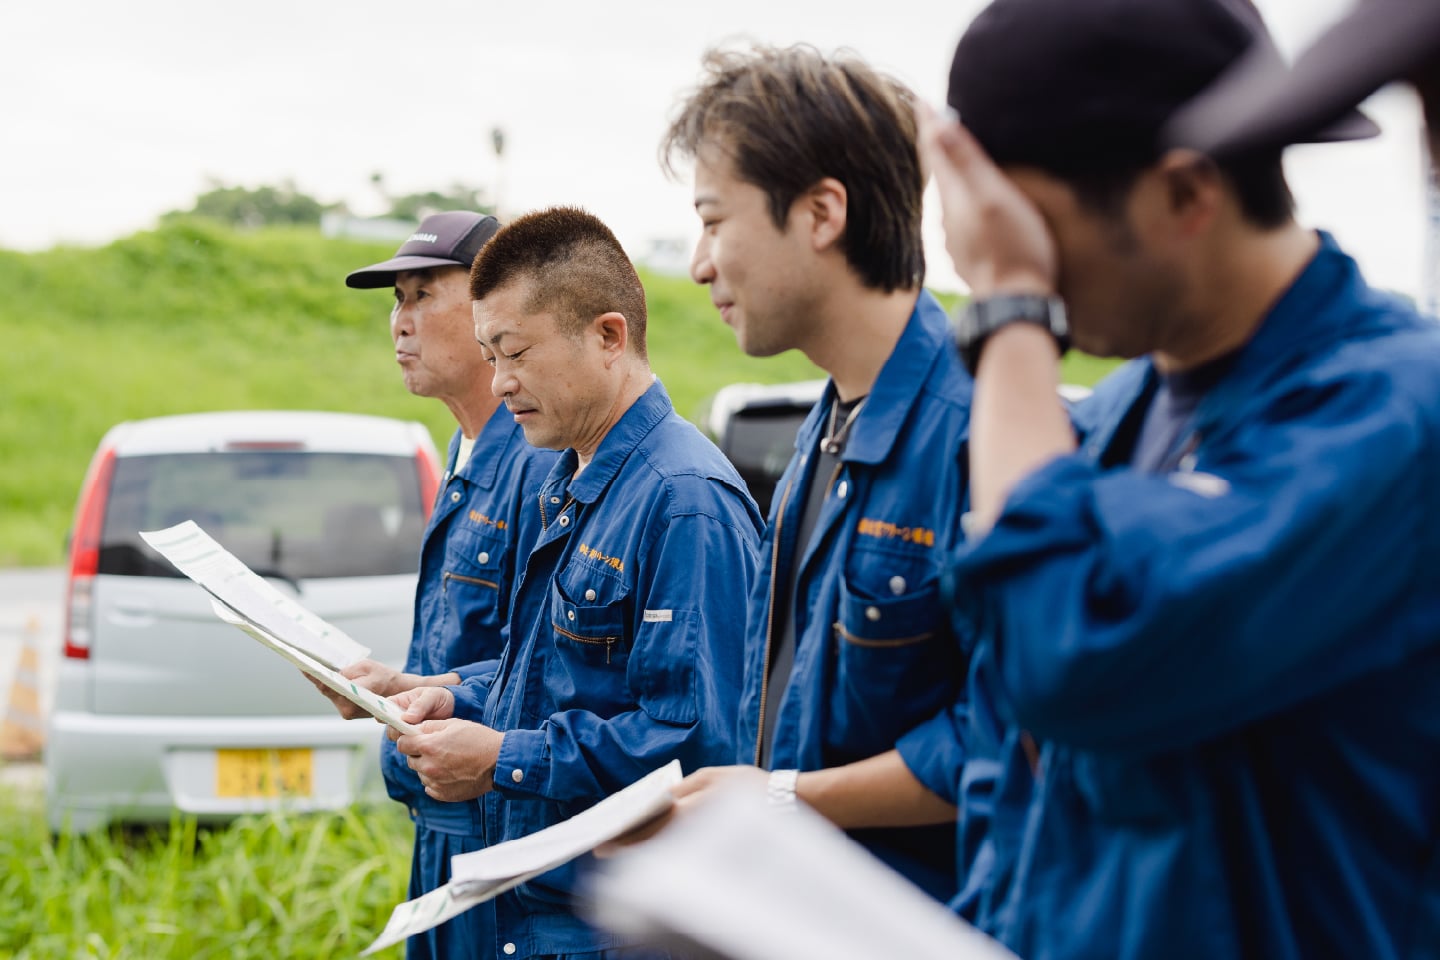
215, 748, 314, 798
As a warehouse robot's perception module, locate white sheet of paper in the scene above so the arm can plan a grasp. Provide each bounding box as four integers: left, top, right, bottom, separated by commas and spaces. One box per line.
587, 782, 1020, 960
139, 520, 370, 670
360, 872, 541, 956
451, 759, 682, 884
209, 599, 419, 736
361, 761, 683, 953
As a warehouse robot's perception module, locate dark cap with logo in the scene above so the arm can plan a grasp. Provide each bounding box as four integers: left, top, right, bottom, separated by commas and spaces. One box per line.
947, 0, 1378, 177
345, 211, 501, 289
1166, 0, 1440, 159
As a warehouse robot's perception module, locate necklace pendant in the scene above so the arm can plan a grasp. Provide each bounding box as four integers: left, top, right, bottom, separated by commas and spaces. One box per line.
821, 438, 841, 455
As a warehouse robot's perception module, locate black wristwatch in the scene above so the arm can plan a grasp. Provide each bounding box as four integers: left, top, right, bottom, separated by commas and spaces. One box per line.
952, 294, 1070, 376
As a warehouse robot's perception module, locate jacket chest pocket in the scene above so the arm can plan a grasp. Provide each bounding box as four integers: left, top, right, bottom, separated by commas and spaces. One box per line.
441, 526, 509, 649
545, 559, 632, 715
828, 544, 960, 754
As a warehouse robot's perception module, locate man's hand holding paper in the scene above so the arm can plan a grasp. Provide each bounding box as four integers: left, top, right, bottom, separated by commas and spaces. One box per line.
306, 658, 407, 720
392, 681, 504, 801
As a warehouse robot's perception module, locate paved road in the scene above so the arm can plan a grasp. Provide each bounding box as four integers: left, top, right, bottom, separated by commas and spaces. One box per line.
0, 568, 65, 751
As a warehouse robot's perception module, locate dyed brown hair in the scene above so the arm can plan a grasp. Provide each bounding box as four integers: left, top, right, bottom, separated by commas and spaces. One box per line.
662, 44, 925, 293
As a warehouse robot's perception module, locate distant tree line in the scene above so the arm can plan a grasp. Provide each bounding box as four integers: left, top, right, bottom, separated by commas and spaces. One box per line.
163, 174, 494, 228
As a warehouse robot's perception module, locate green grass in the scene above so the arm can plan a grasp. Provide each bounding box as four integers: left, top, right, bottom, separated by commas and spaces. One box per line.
0, 220, 821, 566
0, 784, 413, 959
0, 219, 1115, 566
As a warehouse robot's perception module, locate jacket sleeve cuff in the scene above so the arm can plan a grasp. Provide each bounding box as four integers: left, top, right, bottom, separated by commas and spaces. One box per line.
895, 708, 966, 806
446, 675, 492, 723
492, 726, 550, 800
452, 657, 499, 685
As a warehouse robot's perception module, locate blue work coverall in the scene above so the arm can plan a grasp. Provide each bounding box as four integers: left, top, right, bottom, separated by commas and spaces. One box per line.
450, 380, 763, 959
950, 234, 1440, 958
734, 290, 973, 901
383, 407, 557, 960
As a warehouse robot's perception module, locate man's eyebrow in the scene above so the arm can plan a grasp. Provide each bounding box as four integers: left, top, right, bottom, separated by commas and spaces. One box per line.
484, 329, 514, 348
694, 194, 718, 210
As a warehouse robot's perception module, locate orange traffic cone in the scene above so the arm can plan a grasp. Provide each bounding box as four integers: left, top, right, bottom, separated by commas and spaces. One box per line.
1, 616, 44, 762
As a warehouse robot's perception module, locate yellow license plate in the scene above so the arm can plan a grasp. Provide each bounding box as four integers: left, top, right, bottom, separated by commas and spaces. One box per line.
215, 748, 314, 799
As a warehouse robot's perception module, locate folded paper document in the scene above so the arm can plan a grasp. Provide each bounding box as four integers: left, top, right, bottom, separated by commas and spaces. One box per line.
138, 521, 413, 733
586, 782, 1019, 960
363, 760, 683, 955
139, 520, 370, 670
209, 599, 418, 736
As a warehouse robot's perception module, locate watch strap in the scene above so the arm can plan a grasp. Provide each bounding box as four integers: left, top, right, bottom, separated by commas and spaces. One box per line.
954, 294, 1071, 376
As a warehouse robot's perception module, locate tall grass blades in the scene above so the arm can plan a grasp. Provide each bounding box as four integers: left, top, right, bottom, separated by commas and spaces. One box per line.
0, 784, 412, 959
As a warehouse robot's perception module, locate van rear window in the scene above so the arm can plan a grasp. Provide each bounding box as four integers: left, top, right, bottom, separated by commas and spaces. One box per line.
98, 452, 426, 579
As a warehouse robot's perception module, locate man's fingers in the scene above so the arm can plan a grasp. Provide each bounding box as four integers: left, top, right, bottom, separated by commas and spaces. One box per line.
400, 686, 453, 723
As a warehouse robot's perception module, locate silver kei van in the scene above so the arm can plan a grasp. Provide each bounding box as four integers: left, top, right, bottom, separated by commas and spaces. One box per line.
45, 410, 441, 832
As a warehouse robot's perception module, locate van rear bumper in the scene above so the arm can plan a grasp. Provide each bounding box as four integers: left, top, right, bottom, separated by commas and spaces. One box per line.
45, 711, 388, 832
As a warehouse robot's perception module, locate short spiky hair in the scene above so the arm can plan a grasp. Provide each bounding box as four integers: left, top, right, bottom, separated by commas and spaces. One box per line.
662, 44, 924, 293
469, 206, 648, 359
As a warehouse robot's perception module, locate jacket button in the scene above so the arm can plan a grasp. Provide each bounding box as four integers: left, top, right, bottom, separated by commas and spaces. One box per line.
478, 552, 490, 564
450, 491, 462, 503
567, 610, 576, 621
865, 606, 882, 622
409, 806, 418, 818
511, 769, 524, 784
550, 496, 561, 504
558, 515, 570, 527
584, 588, 597, 601
836, 480, 848, 499
503, 943, 517, 955
889, 575, 907, 596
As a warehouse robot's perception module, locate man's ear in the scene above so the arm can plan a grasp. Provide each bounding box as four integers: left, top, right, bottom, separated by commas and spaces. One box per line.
796, 177, 848, 252
592, 311, 629, 367
1156, 149, 1222, 236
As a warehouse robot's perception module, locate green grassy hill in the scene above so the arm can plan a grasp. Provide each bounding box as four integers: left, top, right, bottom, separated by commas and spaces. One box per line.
0, 220, 1113, 566
0, 219, 829, 566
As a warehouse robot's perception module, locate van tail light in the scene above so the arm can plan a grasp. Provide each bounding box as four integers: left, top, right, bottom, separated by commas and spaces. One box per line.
416, 443, 441, 519
64, 446, 117, 660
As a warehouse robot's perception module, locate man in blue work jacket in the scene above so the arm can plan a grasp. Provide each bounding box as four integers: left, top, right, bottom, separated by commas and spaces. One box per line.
391, 206, 763, 959
310, 211, 558, 960
650, 45, 973, 902
924, 0, 1440, 956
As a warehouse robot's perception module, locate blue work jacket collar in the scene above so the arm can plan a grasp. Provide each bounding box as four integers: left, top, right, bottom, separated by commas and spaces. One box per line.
549, 377, 671, 506
448, 402, 516, 490
793, 291, 947, 466
1084, 230, 1364, 458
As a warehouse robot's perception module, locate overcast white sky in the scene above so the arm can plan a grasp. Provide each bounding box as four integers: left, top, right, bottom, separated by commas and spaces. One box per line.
1, 0, 1429, 300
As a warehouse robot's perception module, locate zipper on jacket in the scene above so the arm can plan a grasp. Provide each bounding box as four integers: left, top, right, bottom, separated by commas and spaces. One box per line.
443, 571, 499, 591
831, 624, 934, 648
754, 469, 798, 766
553, 623, 621, 664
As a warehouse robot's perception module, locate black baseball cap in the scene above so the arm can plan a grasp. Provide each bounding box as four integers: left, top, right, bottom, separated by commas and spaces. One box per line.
1166, 0, 1440, 159
345, 211, 501, 289
947, 0, 1378, 177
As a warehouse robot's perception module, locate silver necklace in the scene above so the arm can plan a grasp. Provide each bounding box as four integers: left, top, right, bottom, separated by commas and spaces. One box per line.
820, 397, 867, 455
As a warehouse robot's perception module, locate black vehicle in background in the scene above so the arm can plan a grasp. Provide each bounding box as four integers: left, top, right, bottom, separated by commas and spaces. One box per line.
703, 380, 1093, 516
701, 381, 825, 515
